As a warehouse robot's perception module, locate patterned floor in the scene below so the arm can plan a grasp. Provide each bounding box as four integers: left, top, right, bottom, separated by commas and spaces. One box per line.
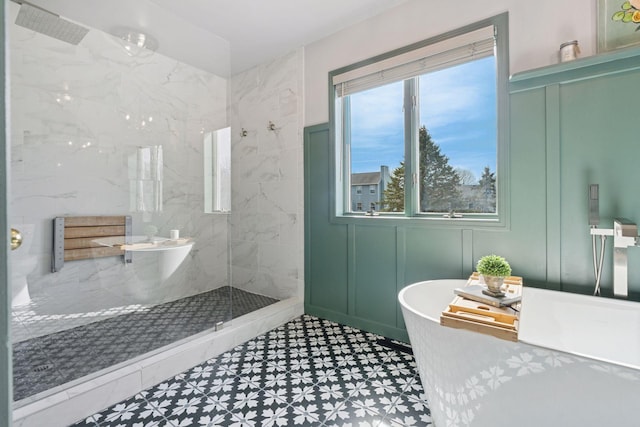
13, 287, 279, 402
71, 315, 432, 427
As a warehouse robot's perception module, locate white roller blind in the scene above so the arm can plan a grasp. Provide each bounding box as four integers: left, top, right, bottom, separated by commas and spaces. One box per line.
333, 25, 495, 97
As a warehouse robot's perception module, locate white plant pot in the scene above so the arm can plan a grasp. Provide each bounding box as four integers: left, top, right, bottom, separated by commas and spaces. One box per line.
483, 275, 505, 296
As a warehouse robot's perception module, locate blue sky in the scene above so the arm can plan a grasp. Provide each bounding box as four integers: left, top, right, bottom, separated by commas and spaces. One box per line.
349, 56, 497, 182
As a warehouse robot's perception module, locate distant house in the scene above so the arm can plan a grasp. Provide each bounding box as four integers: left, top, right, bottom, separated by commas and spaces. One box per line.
457, 184, 496, 213
351, 165, 391, 212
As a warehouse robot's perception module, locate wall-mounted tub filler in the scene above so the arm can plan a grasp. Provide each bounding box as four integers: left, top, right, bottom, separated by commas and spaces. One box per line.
589, 184, 640, 298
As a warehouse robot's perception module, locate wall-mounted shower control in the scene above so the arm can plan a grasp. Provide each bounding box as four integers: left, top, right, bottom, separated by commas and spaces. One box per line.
589, 184, 599, 227
589, 214, 639, 298
588, 184, 639, 298
613, 218, 638, 298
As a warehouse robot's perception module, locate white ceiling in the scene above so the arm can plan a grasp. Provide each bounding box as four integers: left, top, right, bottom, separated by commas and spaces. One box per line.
22, 0, 409, 76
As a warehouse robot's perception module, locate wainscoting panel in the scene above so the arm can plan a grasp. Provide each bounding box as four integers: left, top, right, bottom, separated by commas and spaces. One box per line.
403, 226, 464, 285
304, 125, 349, 315
352, 224, 398, 325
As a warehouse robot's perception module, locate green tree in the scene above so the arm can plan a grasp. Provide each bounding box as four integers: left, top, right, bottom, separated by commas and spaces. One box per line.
382, 162, 404, 212
382, 127, 462, 212
419, 126, 461, 212
478, 166, 496, 213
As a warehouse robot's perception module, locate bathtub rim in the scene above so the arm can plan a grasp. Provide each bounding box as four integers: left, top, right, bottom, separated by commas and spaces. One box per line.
519, 286, 640, 371
398, 279, 640, 372
398, 279, 468, 323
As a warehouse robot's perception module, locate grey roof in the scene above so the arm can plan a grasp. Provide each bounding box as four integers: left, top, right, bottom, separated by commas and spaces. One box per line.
351, 172, 380, 185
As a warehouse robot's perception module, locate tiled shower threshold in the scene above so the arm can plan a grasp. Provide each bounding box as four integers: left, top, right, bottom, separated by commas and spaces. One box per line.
13, 296, 304, 427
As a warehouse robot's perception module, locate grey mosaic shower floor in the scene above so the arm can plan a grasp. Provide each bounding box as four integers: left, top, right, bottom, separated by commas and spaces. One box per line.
72, 315, 432, 427
13, 287, 279, 402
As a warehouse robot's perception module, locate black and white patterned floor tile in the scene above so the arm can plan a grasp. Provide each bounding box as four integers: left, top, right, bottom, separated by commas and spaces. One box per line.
71, 315, 432, 427
13, 287, 278, 401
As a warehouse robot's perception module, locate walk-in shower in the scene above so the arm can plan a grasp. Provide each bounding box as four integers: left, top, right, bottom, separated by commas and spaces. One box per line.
6, 2, 294, 421
7, 2, 306, 423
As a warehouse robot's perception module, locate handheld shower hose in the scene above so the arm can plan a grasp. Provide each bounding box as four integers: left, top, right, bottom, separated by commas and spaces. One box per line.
592, 231, 606, 296
588, 184, 606, 296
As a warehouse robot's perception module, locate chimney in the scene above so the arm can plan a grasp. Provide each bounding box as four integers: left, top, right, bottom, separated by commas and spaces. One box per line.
380, 165, 390, 193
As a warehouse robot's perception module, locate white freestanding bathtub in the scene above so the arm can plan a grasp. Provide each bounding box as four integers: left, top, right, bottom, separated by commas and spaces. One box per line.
399, 280, 640, 427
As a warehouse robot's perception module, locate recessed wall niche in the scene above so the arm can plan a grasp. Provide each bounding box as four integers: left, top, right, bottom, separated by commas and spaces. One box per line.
204, 127, 231, 213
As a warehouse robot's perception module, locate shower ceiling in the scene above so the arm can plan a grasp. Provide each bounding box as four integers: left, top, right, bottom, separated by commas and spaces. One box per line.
20, 0, 410, 76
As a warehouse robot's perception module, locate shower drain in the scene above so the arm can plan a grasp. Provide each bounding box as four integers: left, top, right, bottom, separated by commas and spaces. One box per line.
32, 363, 53, 373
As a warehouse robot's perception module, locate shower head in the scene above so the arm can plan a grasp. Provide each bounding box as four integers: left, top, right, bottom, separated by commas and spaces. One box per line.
13, 1, 89, 45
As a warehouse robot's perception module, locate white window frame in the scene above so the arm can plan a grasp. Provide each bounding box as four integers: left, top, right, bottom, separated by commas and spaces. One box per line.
329, 13, 510, 229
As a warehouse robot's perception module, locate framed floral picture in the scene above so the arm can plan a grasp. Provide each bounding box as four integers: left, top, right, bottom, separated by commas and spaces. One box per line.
597, 0, 640, 52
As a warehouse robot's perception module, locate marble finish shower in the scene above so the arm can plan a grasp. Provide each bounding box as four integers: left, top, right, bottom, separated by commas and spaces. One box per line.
228, 49, 305, 302
8, 0, 234, 405
7, 0, 304, 413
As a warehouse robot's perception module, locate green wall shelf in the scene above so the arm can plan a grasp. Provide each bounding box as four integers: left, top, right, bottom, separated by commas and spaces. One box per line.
510, 46, 640, 92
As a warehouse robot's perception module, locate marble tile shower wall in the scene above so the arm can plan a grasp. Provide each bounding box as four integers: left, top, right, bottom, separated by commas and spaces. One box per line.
228, 49, 304, 301
9, 3, 229, 325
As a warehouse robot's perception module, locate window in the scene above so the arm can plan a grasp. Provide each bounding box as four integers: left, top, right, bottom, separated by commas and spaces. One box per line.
370, 202, 376, 211
356, 186, 362, 195
331, 14, 508, 225
356, 202, 363, 211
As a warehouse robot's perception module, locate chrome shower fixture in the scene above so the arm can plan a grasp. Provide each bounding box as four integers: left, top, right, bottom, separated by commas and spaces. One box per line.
589, 183, 640, 298
13, 1, 89, 45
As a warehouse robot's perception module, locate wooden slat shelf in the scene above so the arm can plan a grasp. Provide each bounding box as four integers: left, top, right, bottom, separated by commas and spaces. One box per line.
64, 246, 124, 261
52, 215, 131, 272
64, 225, 126, 239
63, 216, 127, 227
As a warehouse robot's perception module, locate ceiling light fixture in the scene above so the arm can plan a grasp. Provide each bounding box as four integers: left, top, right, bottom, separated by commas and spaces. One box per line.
112, 26, 158, 53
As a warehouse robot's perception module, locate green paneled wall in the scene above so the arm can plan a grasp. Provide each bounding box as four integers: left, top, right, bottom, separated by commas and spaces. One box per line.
305, 125, 349, 314
403, 227, 465, 284
305, 48, 640, 340
558, 69, 640, 294
352, 225, 397, 324
474, 87, 549, 288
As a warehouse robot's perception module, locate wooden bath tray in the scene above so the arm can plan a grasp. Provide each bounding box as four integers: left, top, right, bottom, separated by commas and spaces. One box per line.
440, 273, 523, 342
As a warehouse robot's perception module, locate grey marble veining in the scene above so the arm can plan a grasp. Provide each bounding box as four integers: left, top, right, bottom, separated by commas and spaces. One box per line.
228, 49, 304, 301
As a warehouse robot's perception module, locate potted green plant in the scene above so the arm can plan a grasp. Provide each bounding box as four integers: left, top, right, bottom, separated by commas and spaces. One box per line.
476, 254, 512, 296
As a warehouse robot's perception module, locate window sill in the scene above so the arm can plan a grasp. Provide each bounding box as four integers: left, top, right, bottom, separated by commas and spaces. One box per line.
330, 212, 509, 230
